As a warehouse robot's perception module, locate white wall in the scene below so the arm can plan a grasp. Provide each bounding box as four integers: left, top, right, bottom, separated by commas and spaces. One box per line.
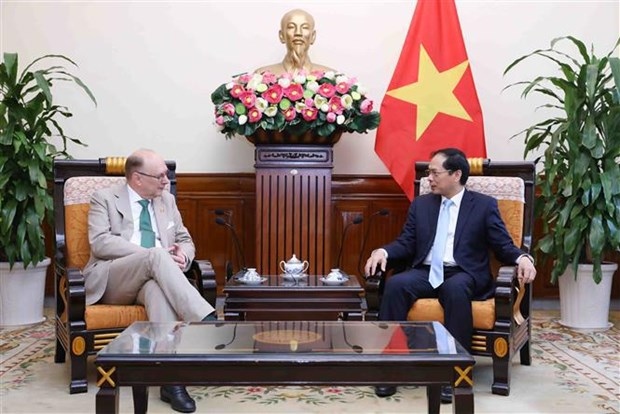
2, 0, 618, 173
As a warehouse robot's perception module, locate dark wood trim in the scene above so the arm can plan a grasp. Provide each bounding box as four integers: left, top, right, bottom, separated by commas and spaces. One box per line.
45, 172, 619, 299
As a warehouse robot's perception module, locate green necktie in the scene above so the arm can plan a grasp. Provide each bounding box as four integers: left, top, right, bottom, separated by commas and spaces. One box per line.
138, 199, 156, 248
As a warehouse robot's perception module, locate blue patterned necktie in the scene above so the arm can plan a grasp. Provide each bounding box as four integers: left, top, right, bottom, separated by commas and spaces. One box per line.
429, 199, 453, 288
138, 199, 155, 248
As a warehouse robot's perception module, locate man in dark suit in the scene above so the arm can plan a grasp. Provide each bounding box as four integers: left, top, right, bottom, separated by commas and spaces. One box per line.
364, 148, 536, 401
84, 148, 216, 413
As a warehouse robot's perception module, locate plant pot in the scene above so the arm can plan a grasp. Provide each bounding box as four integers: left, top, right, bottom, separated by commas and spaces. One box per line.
246, 128, 343, 145
0, 257, 50, 327
558, 262, 618, 330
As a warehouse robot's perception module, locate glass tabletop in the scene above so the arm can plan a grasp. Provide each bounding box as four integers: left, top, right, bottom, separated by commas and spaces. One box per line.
98, 321, 467, 357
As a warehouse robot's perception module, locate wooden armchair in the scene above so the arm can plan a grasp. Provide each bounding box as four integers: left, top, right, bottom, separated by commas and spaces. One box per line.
365, 159, 535, 396
52, 158, 216, 394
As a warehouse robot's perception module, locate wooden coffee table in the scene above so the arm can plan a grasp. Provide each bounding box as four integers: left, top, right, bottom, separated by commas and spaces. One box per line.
220, 272, 367, 320
95, 320, 475, 414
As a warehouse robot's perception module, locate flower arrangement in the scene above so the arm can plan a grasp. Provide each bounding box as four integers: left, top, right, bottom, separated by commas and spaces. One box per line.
211, 71, 381, 140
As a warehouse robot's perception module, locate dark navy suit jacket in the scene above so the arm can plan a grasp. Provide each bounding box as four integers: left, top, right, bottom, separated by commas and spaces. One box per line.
383, 189, 523, 299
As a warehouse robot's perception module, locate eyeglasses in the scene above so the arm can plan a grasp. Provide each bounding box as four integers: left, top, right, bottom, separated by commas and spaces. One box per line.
136, 171, 169, 182
425, 169, 452, 177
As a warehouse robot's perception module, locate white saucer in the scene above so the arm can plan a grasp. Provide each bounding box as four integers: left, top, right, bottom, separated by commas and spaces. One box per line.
281, 273, 308, 281
235, 276, 267, 285
319, 277, 348, 286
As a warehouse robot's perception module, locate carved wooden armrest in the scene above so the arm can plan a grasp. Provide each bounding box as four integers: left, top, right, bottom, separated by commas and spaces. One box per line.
66, 267, 87, 326
187, 259, 217, 304
495, 265, 526, 326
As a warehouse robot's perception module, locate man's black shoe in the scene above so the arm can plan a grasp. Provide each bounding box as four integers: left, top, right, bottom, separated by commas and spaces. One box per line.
440, 385, 453, 404
374, 385, 397, 397
160, 385, 196, 413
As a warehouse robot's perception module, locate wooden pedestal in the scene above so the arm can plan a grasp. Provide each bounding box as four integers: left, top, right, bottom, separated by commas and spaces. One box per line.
254, 144, 334, 276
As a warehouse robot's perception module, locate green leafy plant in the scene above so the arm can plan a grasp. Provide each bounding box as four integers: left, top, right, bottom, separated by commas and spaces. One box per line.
504, 36, 620, 284
0, 53, 96, 269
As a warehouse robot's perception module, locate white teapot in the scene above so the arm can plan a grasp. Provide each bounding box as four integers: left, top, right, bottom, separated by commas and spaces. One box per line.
279, 254, 309, 275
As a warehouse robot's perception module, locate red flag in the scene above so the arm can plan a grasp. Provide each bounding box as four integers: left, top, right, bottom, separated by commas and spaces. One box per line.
375, 0, 487, 200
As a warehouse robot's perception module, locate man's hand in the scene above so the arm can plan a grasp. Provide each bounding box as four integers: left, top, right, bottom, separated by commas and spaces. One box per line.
517, 255, 536, 284
364, 249, 387, 278
168, 244, 187, 270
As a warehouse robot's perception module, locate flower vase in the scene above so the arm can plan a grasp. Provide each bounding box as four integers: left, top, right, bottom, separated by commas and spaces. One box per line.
246, 129, 343, 146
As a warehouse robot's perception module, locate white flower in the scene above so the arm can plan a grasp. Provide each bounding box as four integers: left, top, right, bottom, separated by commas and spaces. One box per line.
313, 95, 328, 109
320, 103, 329, 113
336, 114, 345, 125
323, 71, 336, 80
335, 75, 349, 84
255, 97, 268, 112
226, 82, 235, 90
246, 73, 264, 90
293, 74, 307, 84
306, 80, 319, 93
351, 91, 362, 101
238, 114, 248, 125
294, 101, 306, 112
341, 94, 353, 109
278, 77, 291, 88
264, 106, 278, 117
356, 84, 368, 95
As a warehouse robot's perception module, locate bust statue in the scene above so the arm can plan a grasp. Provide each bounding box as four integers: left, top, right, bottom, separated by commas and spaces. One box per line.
255, 9, 335, 76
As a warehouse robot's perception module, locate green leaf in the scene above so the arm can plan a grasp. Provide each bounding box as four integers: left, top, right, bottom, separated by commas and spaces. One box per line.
33, 71, 53, 104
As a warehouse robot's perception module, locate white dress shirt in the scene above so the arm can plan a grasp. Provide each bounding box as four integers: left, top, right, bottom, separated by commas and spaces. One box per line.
127, 185, 162, 248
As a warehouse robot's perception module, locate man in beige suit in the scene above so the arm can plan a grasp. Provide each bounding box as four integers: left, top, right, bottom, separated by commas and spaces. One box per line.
84, 148, 214, 413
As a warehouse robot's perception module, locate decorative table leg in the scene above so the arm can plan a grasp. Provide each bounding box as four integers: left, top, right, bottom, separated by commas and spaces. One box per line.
427, 384, 441, 414
132, 385, 149, 414
96, 387, 119, 414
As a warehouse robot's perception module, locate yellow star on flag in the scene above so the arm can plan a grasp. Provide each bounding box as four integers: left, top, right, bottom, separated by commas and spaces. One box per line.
386, 45, 472, 140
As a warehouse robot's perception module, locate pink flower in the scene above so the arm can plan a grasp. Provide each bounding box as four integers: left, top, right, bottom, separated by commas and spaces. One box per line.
283, 107, 297, 121
360, 98, 374, 114
215, 115, 225, 125
222, 103, 235, 116
262, 84, 284, 104
238, 74, 252, 84
326, 112, 337, 123
328, 96, 344, 114
335, 82, 350, 94
317, 83, 336, 98
301, 107, 318, 121
261, 72, 277, 84
284, 83, 304, 101
240, 91, 256, 108
248, 107, 262, 123
230, 84, 245, 98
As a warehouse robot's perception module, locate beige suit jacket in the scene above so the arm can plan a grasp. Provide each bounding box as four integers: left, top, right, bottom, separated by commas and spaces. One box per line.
83, 183, 195, 305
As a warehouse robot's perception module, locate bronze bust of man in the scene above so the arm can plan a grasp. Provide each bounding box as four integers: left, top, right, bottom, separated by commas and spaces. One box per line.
255, 9, 335, 75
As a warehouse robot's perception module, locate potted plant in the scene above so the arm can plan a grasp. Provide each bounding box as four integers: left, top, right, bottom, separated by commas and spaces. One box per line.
0, 52, 96, 326
211, 71, 380, 144
504, 36, 620, 329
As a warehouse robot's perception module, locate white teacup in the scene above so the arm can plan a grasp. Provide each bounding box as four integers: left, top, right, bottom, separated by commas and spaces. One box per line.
326, 268, 343, 281
244, 268, 260, 280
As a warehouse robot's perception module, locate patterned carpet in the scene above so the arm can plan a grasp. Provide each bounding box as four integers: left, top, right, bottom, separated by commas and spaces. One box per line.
1, 310, 619, 413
